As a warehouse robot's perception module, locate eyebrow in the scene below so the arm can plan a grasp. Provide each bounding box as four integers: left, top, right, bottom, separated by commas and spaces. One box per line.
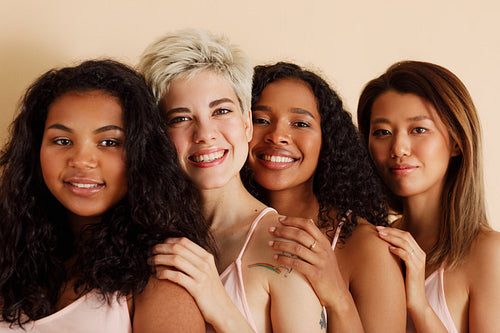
252, 105, 316, 119
209, 98, 236, 108
46, 124, 124, 134
371, 115, 432, 124
165, 98, 237, 117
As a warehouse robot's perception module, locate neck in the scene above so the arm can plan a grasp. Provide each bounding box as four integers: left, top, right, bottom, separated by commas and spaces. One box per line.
400, 193, 442, 253
68, 212, 101, 240
266, 184, 319, 222
200, 174, 265, 231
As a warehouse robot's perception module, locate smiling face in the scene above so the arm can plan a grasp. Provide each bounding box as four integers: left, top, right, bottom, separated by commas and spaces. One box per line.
40, 90, 127, 221
248, 78, 322, 192
162, 70, 252, 190
368, 91, 459, 200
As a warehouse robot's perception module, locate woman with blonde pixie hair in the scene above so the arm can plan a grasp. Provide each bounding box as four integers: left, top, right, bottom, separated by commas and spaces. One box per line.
138, 29, 324, 333
358, 60, 500, 332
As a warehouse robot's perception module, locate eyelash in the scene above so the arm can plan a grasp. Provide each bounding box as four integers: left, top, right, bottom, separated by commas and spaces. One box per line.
52, 138, 122, 147
213, 108, 232, 116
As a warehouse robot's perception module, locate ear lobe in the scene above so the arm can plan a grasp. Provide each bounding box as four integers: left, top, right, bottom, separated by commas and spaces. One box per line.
451, 142, 461, 157
245, 110, 253, 142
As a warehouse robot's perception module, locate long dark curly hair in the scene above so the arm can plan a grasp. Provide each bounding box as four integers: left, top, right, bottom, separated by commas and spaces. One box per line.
241, 62, 388, 242
0, 59, 214, 326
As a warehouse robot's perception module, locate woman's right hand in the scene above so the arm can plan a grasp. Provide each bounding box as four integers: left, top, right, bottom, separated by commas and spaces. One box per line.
151, 237, 254, 333
375, 226, 428, 311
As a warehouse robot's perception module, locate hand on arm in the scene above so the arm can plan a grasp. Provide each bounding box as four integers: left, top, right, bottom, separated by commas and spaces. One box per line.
151, 237, 254, 333
376, 226, 447, 332
268, 216, 363, 333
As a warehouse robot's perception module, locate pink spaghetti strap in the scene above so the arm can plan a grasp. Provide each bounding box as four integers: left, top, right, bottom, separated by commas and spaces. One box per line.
236, 207, 276, 260
331, 209, 351, 250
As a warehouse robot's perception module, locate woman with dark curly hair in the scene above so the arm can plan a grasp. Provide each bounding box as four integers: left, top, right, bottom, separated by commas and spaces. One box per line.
0, 59, 212, 332
243, 62, 406, 332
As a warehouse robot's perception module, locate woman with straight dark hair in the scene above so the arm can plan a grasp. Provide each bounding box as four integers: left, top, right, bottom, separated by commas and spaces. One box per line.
358, 60, 500, 332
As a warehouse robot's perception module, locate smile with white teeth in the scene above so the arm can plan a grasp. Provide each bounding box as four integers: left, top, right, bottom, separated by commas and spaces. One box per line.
68, 182, 102, 189
191, 150, 225, 163
261, 154, 295, 163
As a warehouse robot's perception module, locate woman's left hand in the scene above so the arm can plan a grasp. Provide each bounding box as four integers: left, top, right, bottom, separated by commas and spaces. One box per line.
268, 216, 352, 311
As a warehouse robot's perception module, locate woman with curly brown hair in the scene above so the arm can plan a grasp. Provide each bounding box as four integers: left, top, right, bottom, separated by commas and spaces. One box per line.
0, 59, 212, 332
242, 61, 406, 332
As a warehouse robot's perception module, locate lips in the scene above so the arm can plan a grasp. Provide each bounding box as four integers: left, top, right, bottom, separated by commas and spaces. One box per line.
389, 164, 417, 175
188, 149, 228, 168
255, 149, 298, 170
63, 177, 105, 196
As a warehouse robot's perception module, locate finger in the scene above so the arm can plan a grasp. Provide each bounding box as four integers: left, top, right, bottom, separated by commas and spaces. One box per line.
269, 225, 317, 250
376, 226, 418, 251
153, 253, 203, 280
273, 252, 312, 275
155, 267, 199, 293
269, 239, 320, 264
278, 216, 324, 239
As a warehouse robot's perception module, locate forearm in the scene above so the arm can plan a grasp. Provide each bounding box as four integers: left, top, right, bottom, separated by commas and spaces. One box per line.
409, 304, 448, 333
206, 298, 255, 333
324, 292, 364, 333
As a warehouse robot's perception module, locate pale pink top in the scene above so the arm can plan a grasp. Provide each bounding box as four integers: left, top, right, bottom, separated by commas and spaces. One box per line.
0, 291, 131, 333
208, 207, 275, 333
406, 267, 458, 333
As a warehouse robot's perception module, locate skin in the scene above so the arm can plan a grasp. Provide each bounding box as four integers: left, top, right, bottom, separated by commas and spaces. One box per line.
247, 78, 406, 332
369, 91, 500, 332
152, 70, 325, 333
40, 90, 204, 332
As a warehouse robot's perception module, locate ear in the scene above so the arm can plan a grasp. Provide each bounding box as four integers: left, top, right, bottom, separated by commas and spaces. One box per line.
451, 141, 461, 157
244, 109, 253, 142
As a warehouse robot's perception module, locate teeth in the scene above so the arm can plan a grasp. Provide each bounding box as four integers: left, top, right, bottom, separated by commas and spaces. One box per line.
192, 150, 225, 163
262, 155, 294, 163
69, 182, 100, 189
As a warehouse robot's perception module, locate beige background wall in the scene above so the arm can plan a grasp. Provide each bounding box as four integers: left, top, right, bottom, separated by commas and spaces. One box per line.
1, 0, 499, 230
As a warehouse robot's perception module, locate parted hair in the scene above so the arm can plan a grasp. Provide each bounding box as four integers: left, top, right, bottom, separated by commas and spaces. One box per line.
242, 62, 389, 242
137, 28, 253, 114
357, 60, 489, 268
0, 59, 214, 326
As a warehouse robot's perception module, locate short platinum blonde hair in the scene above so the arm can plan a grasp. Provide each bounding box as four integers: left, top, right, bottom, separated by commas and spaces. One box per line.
137, 28, 253, 114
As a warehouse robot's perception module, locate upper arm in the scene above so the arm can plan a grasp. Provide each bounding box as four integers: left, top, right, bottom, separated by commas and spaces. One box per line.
269, 270, 326, 333
132, 277, 205, 333
346, 225, 406, 333
468, 231, 500, 332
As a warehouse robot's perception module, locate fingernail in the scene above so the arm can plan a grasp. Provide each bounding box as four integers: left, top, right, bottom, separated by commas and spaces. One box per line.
269, 226, 276, 232
379, 231, 388, 236
268, 240, 274, 247
279, 216, 286, 221
376, 226, 385, 230
273, 254, 278, 260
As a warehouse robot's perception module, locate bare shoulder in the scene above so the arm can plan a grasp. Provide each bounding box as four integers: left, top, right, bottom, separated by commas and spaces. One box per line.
338, 219, 401, 276
133, 277, 204, 332
465, 227, 500, 275
340, 219, 393, 257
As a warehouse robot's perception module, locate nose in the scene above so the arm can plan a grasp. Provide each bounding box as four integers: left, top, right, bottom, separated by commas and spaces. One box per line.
391, 133, 410, 158
193, 120, 216, 144
68, 143, 98, 169
264, 122, 291, 145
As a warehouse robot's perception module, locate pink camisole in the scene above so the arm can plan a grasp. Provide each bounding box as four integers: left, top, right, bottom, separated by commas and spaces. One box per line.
406, 267, 458, 333
216, 207, 276, 333
0, 291, 131, 333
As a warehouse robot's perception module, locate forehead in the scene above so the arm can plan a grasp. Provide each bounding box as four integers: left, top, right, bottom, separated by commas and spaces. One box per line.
46, 90, 124, 127
371, 91, 441, 122
164, 71, 238, 104
257, 78, 319, 115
